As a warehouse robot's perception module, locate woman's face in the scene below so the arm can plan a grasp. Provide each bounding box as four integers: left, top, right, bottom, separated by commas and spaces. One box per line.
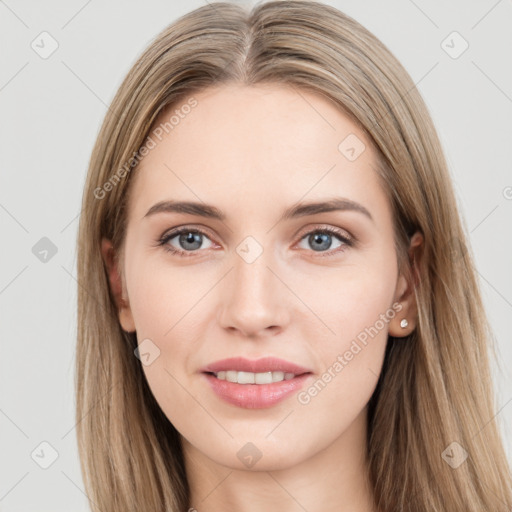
107, 83, 416, 471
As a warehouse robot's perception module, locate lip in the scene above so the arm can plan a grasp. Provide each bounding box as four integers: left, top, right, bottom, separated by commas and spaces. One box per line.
200, 357, 314, 409
201, 356, 312, 375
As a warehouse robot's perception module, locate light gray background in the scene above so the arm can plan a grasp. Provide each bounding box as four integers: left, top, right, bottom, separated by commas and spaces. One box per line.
1, 0, 511, 510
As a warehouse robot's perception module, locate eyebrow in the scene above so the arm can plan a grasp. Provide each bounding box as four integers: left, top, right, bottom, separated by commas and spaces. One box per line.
143, 197, 373, 223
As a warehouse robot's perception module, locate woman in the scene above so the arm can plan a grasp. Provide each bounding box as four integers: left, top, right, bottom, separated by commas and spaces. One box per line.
76, 1, 512, 511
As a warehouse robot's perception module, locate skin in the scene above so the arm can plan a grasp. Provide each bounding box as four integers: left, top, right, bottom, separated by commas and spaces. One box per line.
102, 83, 422, 512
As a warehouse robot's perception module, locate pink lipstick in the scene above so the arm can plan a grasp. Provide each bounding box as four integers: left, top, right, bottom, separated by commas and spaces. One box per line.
201, 357, 313, 409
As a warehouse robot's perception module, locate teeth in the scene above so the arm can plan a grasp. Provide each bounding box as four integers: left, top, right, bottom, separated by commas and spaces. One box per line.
213, 370, 297, 384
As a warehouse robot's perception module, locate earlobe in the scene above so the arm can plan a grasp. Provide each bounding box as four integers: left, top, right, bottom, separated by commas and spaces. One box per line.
388, 301, 415, 337
100, 238, 136, 333
388, 231, 423, 338
389, 289, 417, 337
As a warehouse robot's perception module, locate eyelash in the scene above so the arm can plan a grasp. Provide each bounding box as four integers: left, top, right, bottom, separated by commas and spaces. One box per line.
156, 225, 354, 258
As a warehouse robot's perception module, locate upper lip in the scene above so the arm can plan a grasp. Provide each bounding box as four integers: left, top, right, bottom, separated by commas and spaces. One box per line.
201, 357, 312, 375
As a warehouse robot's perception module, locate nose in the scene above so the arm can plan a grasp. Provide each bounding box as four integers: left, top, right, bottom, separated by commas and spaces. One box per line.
217, 245, 290, 338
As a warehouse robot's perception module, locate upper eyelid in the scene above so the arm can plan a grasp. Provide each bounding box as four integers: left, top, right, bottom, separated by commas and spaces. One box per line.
160, 225, 216, 243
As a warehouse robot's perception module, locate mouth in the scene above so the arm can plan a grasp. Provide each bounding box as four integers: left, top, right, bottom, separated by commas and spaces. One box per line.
200, 357, 313, 409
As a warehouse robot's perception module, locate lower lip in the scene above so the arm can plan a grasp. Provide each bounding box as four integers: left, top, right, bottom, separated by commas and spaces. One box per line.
202, 372, 312, 409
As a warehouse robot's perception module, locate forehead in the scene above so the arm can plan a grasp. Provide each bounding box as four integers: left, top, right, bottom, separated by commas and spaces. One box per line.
127, 83, 384, 222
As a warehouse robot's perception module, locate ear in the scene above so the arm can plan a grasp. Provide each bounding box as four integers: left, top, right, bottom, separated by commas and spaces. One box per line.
388, 231, 423, 338
101, 238, 136, 333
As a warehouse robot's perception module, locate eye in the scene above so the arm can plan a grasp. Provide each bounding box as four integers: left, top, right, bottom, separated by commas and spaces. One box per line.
158, 227, 214, 257
157, 225, 354, 258
296, 226, 353, 256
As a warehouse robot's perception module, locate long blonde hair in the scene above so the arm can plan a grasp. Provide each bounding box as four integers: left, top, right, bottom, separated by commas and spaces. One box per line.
76, 1, 512, 510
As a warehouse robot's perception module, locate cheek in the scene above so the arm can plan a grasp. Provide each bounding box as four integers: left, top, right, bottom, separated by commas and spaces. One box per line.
290, 274, 397, 449
126, 253, 209, 339
125, 253, 220, 389
126, 259, 208, 432
294, 248, 398, 349
292, 250, 397, 406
